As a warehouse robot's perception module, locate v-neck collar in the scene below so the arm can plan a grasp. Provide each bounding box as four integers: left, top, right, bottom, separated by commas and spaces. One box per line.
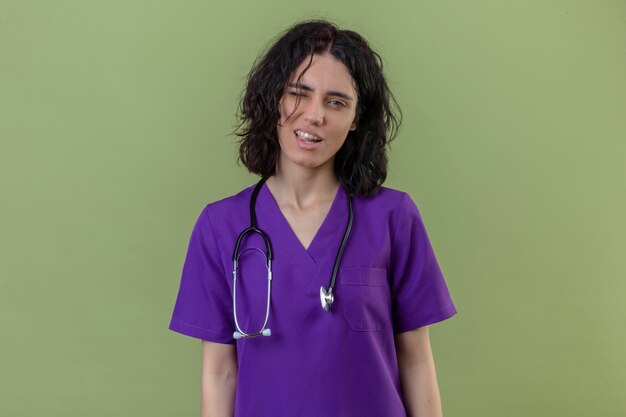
256, 181, 349, 287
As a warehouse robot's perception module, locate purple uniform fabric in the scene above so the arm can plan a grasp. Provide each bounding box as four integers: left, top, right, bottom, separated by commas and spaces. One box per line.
169, 181, 457, 417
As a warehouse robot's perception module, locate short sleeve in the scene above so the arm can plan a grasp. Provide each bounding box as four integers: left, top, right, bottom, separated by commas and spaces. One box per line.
168, 206, 235, 344
389, 193, 457, 333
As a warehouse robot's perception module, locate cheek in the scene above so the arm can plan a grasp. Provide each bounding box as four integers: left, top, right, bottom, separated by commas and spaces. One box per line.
278, 101, 285, 121
334, 121, 355, 138
276, 125, 293, 149
278, 96, 294, 119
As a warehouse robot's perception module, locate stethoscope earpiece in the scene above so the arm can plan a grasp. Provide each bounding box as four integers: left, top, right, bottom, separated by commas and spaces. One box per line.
233, 328, 271, 340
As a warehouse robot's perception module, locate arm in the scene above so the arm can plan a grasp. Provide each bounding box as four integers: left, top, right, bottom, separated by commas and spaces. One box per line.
394, 326, 444, 417
201, 340, 238, 417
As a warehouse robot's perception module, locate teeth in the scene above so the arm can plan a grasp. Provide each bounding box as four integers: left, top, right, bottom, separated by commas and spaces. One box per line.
296, 130, 321, 141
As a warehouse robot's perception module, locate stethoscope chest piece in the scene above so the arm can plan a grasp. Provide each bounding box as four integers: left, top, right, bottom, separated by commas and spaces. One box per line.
320, 286, 334, 312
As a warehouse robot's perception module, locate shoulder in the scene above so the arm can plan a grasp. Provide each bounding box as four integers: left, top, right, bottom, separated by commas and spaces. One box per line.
355, 184, 414, 217
198, 183, 257, 221
364, 184, 406, 199
186, 183, 258, 248
354, 185, 426, 235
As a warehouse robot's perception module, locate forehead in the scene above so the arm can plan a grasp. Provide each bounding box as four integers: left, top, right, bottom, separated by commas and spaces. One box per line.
289, 53, 356, 92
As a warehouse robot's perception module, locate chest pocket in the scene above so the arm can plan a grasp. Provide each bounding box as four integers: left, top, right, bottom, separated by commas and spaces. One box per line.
337, 267, 390, 332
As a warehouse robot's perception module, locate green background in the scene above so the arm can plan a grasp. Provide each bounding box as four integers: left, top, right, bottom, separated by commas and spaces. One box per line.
1, 0, 624, 416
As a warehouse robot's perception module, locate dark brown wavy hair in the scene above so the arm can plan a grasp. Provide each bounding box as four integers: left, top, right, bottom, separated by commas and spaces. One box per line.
234, 19, 402, 196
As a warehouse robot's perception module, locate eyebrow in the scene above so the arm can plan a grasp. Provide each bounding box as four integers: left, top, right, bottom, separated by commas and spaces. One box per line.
287, 82, 355, 101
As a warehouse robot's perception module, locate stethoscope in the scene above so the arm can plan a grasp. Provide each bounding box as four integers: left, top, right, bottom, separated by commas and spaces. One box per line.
231, 177, 353, 339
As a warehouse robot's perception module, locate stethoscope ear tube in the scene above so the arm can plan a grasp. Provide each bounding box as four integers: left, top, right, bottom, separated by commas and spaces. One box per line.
232, 248, 272, 339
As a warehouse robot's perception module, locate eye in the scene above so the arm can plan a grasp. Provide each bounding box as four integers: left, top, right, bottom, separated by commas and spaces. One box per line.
328, 99, 346, 108
289, 91, 305, 97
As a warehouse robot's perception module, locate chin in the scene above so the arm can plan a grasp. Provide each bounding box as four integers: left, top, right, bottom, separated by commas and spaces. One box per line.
281, 152, 323, 169
292, 158, 322, 169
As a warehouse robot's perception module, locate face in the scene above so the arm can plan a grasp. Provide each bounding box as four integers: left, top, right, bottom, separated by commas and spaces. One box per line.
276, 52, 358, 173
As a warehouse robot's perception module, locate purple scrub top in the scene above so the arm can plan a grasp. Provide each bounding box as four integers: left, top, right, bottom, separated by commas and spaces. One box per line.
169, 181, 457, 417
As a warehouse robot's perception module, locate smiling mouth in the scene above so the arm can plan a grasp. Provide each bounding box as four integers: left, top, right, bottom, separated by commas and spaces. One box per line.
294, 130, 323, 143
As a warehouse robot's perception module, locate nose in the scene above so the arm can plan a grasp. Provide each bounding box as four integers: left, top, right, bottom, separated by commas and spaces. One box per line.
303, 97, 324, 125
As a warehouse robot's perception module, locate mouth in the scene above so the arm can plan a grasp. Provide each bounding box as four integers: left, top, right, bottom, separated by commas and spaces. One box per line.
294, 129, 323, 145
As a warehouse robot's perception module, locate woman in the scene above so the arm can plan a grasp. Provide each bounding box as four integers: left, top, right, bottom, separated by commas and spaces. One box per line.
169, 19, 457, 417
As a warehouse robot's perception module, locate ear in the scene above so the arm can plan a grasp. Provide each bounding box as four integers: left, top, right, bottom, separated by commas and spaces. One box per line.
350, 117, 358, 131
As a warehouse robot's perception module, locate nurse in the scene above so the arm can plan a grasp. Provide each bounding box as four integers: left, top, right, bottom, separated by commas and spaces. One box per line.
169, 19, 457, 417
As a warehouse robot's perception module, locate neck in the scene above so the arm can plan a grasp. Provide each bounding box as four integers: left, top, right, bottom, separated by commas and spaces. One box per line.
266, 158, 339, 210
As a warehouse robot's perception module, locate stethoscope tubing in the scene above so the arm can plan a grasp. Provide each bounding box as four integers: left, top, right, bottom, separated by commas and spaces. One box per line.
231, 177, 353, 339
